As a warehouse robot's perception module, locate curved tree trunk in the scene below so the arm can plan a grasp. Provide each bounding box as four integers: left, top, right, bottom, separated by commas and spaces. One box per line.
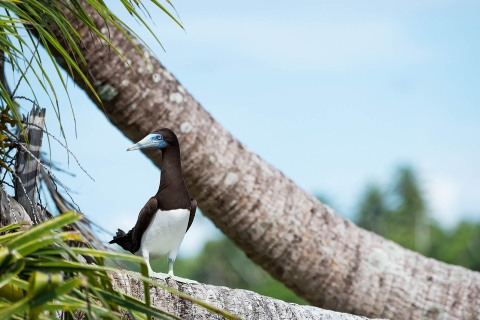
111, 273, 380, 320
39, 2, 480, 319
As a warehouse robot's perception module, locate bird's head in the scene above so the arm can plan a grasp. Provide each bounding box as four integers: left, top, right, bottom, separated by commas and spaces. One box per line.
127, 128, 178, 151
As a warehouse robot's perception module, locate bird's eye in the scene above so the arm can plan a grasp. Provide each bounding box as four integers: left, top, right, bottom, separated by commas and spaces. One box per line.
157, 136, 163, 140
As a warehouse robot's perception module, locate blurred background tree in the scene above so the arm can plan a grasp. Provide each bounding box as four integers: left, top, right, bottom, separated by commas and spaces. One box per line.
357, 165, 480, 271
357, 167, 431, 254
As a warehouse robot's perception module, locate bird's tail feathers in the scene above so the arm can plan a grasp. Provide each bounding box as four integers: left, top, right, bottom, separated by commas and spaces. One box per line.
109, 228, 135, 253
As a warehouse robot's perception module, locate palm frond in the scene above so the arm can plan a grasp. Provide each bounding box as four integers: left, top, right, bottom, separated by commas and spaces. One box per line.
0, 212, 240, 319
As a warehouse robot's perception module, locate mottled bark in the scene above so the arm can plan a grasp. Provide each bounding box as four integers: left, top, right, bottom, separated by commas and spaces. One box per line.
111, 272, 380, 320
37, 2, 480, 319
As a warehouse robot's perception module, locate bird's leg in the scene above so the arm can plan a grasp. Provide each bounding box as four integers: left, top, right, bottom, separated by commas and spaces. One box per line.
143, 251, 169, 280
167, 251, 198, 284
167, 257, 175, 277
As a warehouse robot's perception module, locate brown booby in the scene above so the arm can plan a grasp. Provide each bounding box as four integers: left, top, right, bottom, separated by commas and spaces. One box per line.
109, 128, 197, 283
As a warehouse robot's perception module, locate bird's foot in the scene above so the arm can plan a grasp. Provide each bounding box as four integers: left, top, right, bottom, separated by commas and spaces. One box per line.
148, 272, 197, 284
170, 275, 198, 284
149, 272, 170, 280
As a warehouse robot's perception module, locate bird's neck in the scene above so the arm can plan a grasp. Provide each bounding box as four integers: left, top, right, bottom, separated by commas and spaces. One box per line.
159, 147, 183, 189
156, 147, 190, 211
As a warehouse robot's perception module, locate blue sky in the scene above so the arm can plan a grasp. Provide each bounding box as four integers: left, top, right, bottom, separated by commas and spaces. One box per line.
13, 0, 480, 256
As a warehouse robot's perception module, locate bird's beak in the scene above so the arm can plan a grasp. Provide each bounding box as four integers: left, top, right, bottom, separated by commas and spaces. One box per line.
127, 134, 161, 151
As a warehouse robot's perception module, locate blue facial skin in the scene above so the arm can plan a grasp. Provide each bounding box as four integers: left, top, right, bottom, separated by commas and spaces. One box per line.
150, 134, 168, 149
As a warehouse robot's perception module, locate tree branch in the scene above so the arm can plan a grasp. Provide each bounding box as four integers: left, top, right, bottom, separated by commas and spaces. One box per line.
0, 183, 31, 227
14, 106, 46, 223
110, 272, 381, 320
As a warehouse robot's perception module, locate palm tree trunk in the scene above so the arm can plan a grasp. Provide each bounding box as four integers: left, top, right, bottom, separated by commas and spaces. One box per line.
40, 2, 480, 319
111, 272, 380, 320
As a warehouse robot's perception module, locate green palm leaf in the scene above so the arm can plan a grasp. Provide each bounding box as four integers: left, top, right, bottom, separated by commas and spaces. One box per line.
0, 212, 240, 319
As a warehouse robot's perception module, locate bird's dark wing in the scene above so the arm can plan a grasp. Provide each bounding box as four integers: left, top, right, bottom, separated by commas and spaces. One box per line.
186, 199, 196, 232
131, 197, 158, 253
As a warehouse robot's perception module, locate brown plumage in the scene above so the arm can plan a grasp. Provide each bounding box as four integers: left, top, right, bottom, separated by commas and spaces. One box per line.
109, 129, 197, 282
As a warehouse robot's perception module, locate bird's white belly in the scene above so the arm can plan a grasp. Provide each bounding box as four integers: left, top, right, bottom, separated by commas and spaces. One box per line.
135, 208, 189, 260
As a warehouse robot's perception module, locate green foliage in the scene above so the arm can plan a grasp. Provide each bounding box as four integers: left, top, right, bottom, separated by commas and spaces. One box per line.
356, 184, 388, 235
0, 212, 241, 319
429, 221, 480, 271
0, 0, 181, 102
356, 167, 430, 254
355, 166, 480, 271
0, 212, 167, 319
